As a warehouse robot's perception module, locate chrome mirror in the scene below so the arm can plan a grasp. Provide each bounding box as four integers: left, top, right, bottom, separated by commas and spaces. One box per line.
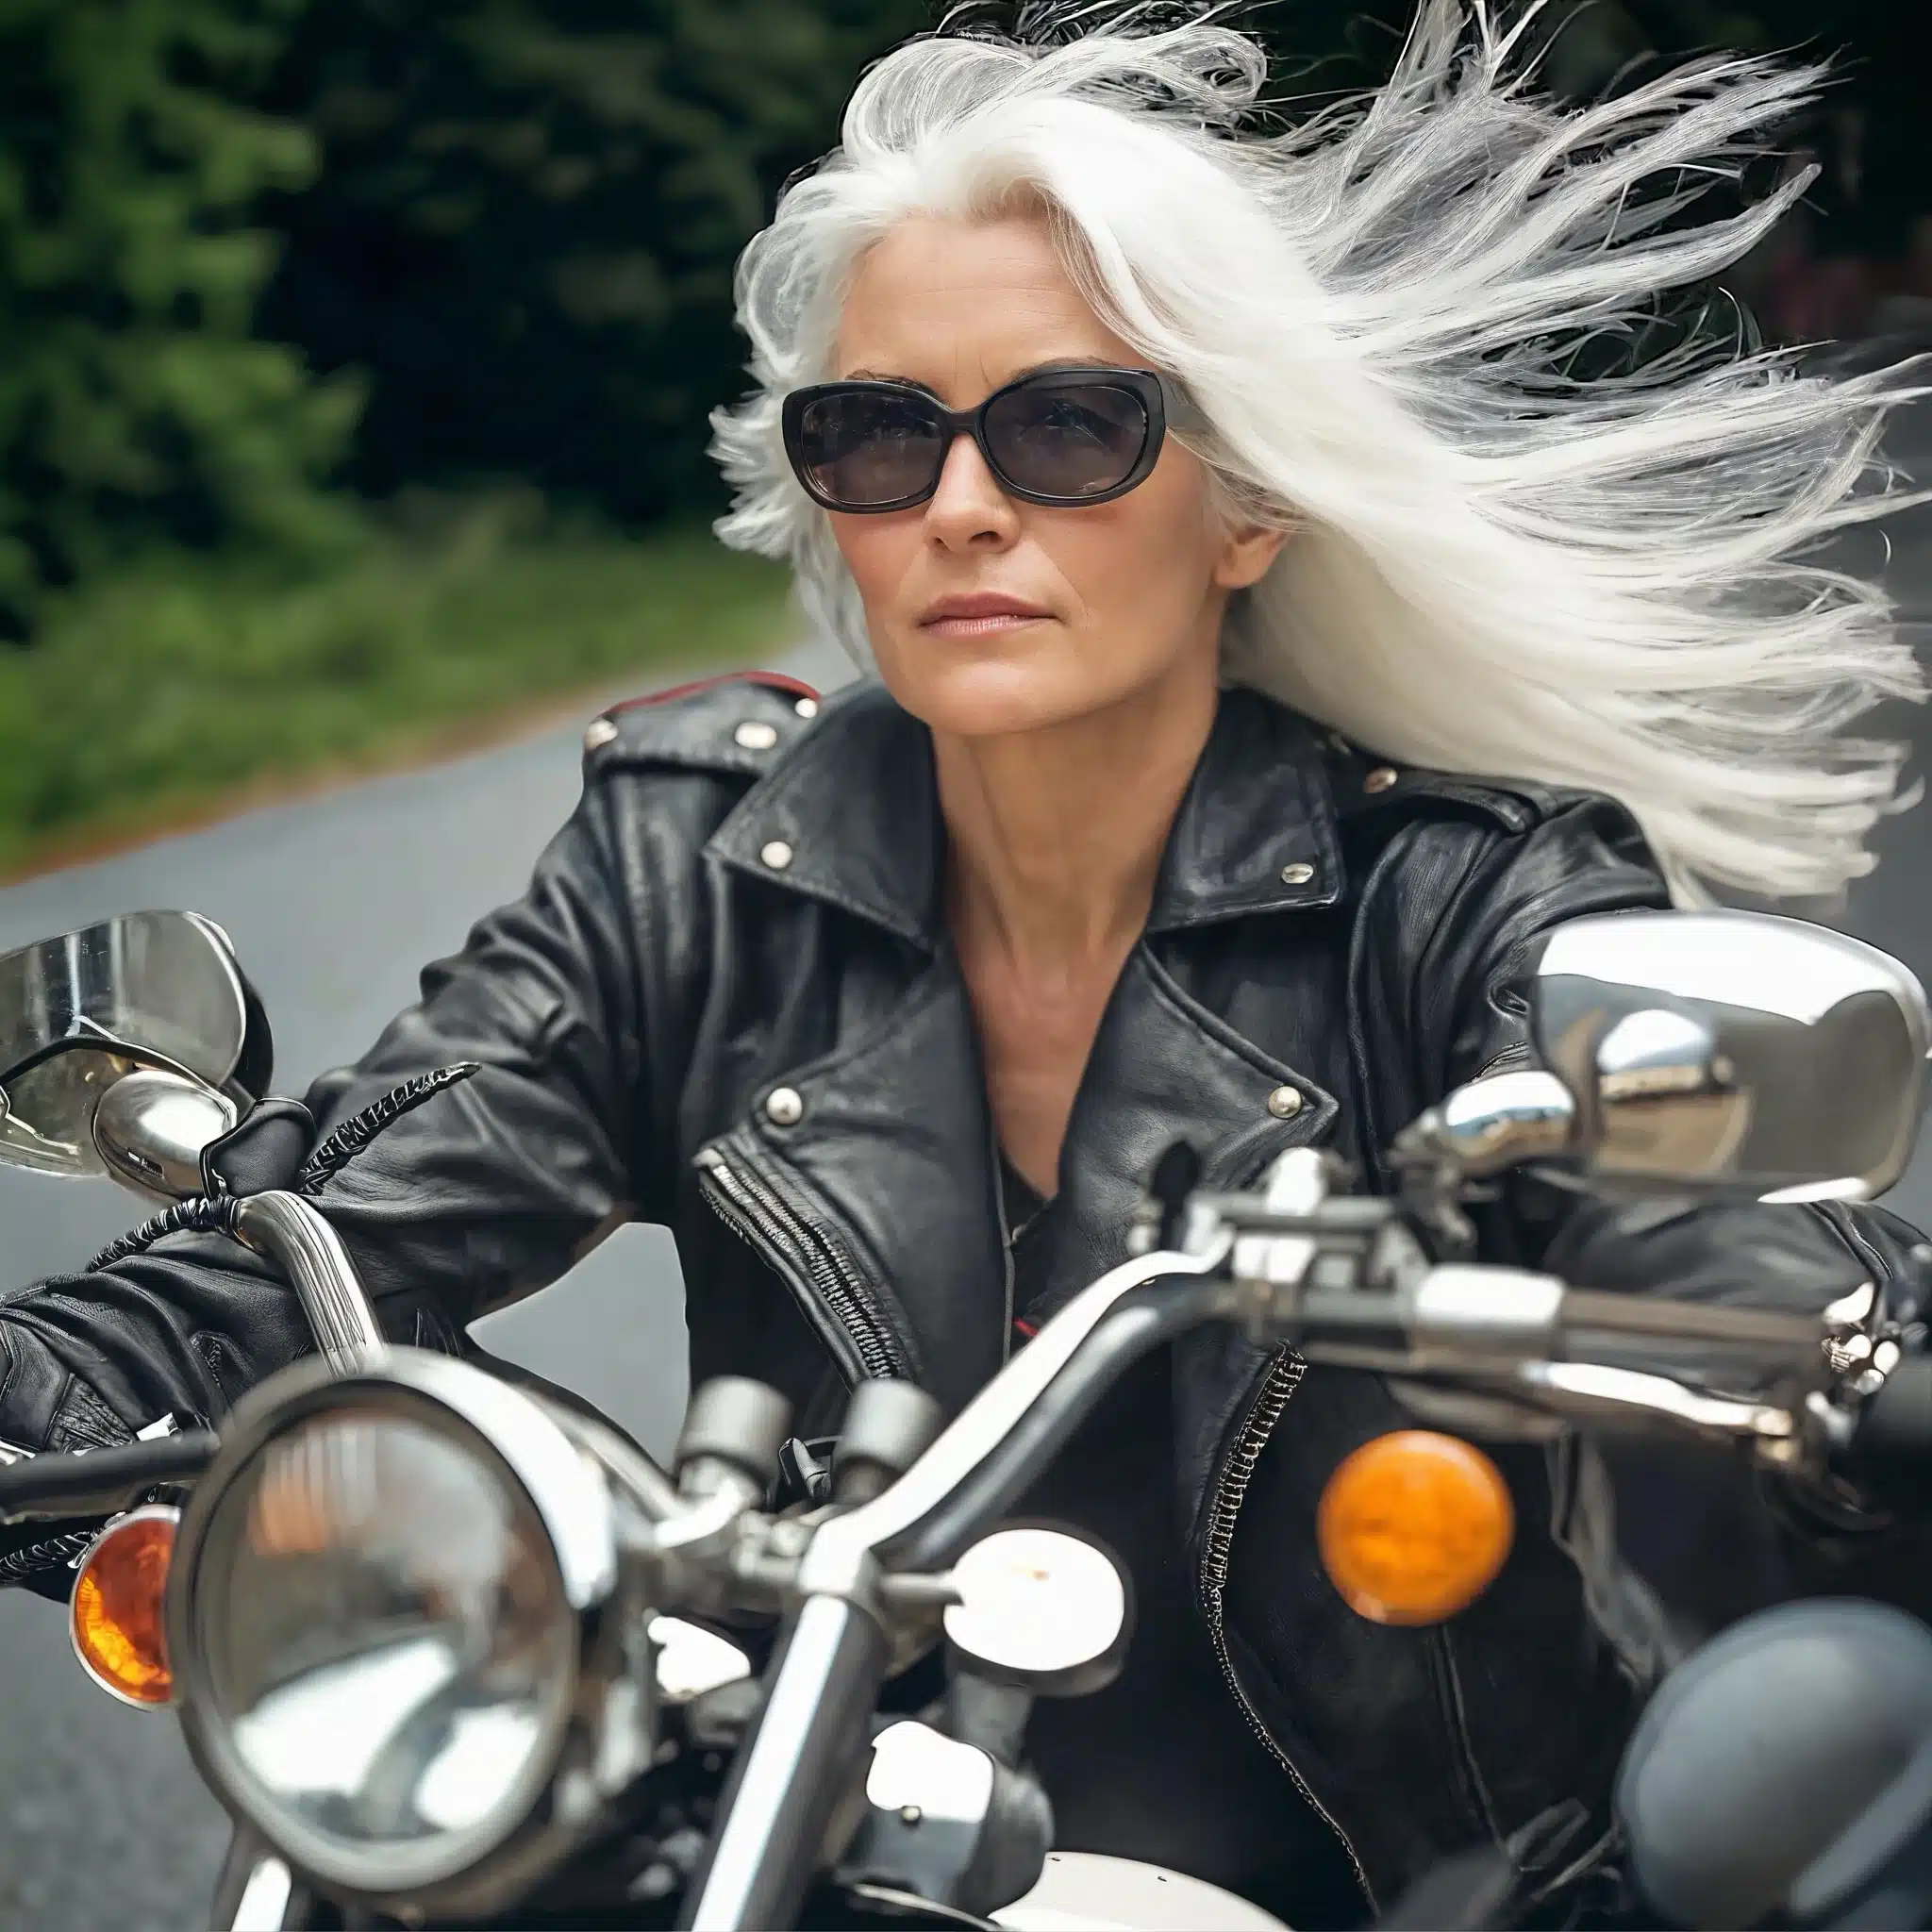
0, 910, 270, 1185
92, 1070, 239, 1200
1533, 911, 1929, 1203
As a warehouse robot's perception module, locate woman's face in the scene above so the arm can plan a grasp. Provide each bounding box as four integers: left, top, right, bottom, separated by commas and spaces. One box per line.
826, 213, 1284, 739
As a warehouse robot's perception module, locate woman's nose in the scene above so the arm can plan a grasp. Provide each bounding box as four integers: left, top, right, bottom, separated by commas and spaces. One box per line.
924, 432, 1019, 549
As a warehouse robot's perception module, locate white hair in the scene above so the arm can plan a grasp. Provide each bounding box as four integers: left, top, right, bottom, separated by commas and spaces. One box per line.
708, 0, 1926, 903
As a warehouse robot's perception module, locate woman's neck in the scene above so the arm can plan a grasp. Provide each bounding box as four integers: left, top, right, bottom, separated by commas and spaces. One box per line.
935, 656, 1221, 980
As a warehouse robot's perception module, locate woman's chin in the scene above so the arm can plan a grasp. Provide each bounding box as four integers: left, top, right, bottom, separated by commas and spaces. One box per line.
883, 660, 1101, 740
876, 636, 1128, 741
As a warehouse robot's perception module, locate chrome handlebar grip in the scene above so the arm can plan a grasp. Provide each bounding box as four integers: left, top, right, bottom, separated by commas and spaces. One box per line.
232, 1191, 385, 1374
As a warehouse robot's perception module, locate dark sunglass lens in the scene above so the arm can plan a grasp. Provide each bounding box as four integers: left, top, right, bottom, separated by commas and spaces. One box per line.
983, 382, 1150, 499
796, 391, 943, 507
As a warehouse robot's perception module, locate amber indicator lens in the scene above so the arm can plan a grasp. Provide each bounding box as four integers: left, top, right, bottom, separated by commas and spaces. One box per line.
1317, 1430, 1513, 1625
71, 1505, 179, 1707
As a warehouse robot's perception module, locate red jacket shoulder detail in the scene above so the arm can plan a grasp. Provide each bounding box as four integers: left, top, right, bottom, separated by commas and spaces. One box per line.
608, 670, 820, 714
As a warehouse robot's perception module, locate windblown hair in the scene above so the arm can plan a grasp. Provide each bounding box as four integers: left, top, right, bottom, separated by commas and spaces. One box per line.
709, 0, 1926, 902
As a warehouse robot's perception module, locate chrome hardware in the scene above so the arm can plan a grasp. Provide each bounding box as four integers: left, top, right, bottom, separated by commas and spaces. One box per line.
1534, 911, 1928, 1201
92, 1069, 238, 1202
1395, 1068, 1576, 1181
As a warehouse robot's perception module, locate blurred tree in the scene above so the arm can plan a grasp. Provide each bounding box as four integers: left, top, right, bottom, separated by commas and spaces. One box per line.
0, 0, 361, 636
262, 0, 929, 524
257, 0, 1923, 526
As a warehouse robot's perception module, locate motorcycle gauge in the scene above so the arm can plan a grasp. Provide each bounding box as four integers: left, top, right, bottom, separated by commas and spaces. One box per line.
942, 1522, 1132, 1696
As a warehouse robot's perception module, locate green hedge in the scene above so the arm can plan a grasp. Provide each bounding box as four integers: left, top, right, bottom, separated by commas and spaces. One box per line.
0, 500, 791, 874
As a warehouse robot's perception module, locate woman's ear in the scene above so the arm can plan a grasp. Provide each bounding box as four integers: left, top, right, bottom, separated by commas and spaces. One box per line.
1213, 518, 1292, 591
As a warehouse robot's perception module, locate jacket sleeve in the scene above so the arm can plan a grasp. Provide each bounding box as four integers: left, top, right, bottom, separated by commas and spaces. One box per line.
0, 774, 657, 1456
1413, 792, 1926, 1324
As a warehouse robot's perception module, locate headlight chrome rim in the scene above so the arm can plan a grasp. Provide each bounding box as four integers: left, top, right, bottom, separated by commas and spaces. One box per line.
168, 1347, 624, 1906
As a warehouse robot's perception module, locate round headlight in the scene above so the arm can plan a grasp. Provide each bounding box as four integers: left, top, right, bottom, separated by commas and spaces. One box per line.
170, 1351, 625, 1905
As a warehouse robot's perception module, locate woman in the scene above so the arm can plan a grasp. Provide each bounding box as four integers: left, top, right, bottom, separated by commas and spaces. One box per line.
0, 2, 1925, 1921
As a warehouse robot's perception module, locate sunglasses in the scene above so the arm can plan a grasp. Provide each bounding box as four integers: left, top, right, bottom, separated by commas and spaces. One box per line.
781, 365, 1177, 514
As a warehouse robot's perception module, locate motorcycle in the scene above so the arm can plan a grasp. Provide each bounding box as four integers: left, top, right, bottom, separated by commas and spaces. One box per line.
0, 904, 1927, 1930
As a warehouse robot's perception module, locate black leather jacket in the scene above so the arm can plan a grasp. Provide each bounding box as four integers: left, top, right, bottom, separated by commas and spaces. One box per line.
0, 671, 1920, 1910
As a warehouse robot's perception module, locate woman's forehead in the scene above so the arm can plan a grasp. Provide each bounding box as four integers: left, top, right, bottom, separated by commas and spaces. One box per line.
833, 214, 1135, 397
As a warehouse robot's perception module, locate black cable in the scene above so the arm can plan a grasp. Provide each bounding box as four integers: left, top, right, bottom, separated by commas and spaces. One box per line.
0, 1526, 97, 1587
293, 1060, 480, 1194
84, 1194, 243, 1272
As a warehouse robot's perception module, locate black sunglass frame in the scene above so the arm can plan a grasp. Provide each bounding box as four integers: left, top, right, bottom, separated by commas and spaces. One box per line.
781, 365, 1173, 513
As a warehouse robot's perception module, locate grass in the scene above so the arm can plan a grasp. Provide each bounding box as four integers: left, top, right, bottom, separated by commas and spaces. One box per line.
0, 491, 795, 878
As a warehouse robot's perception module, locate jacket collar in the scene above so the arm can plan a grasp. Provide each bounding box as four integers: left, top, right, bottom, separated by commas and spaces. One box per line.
707, 677, 1346, 949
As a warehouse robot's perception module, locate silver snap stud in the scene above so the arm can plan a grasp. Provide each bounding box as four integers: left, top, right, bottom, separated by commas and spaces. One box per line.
765, 1086, 805, 1126
1279, 861, 1315, 887
759, 840, 794, 871
734, 720, 778, 751
1266, 1085, 1304, 1120
794, 697, 819, 719
583, 717, 619, 752
1364, 766, 1399, 794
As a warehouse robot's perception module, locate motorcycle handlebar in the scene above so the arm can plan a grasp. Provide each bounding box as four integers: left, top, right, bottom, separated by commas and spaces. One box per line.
0, 1430, 219, 1524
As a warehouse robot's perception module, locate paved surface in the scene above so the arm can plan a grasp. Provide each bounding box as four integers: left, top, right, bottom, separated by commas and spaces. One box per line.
2, 430, 1931, 1926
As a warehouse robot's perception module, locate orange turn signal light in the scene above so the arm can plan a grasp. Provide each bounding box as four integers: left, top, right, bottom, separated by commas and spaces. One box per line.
70, 1504, 178, 1707
1317, 1430, 1513, 1626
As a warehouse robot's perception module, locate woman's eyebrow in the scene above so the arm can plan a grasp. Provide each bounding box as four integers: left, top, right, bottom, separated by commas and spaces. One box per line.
842, 369, 942, 396
838, 358, 1129, 395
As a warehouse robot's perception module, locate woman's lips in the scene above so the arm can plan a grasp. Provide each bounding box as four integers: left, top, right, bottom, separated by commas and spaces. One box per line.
917, 595, 1053, 639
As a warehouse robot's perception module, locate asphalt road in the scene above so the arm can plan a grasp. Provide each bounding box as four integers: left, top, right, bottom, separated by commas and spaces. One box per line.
2, 436, 1932, 1926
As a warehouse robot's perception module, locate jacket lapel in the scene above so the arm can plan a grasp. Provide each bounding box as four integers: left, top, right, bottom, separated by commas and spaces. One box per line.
1020, 942, 1340, 1324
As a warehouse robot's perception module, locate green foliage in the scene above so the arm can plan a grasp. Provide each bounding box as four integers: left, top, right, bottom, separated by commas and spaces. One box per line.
0, 0, 362, 633
0, 498, 791, 871
263, 0, 929, 523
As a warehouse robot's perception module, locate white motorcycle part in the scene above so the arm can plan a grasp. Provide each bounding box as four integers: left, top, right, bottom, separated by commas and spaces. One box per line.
992, 1852, 1291, 1931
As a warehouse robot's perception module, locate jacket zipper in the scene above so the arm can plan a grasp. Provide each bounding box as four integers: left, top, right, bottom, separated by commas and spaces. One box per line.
991, 1115, 1018, 1363
1199, 1343, 1375, 1908
695, 1146, 908, 1383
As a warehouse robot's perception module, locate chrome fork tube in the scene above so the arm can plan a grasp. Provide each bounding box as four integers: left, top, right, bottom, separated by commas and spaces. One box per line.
213, 1828, 314, 1930
678, 1593, 890, 1931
